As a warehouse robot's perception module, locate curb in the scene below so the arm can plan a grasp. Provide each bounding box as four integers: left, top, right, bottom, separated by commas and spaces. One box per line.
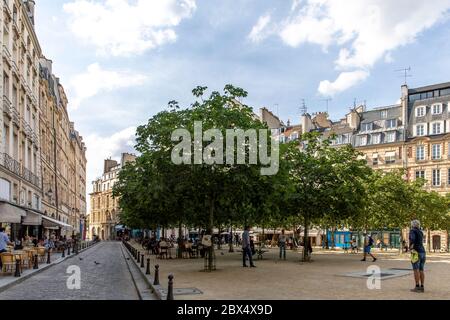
0, 241, 100, 294
121, 243, 166, 300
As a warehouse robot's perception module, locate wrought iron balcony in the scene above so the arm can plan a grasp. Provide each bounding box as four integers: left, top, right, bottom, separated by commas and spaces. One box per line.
0, 152, 21, 176
3, 95, 11, 116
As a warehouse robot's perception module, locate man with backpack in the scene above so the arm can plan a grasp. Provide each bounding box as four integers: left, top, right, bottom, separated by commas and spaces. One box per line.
361, 233, 377, 262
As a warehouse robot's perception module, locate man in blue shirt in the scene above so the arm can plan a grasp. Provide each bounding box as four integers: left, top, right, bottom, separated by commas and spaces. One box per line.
0, 227, 13, 269
409, 220, 426, 293
242, 226, 256, 268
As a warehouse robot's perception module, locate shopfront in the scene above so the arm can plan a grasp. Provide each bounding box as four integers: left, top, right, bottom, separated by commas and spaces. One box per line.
0, 202, 26, 241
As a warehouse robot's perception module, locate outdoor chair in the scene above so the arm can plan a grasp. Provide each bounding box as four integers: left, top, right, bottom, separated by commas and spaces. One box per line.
37, 247, 46, 263
158, 242, 169, 259
1, 253, 16, 274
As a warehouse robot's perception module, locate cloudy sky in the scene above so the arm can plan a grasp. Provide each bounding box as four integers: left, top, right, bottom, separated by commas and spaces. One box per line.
35, 0, 450, 193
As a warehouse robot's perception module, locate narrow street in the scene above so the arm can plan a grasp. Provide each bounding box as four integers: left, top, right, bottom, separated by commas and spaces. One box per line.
0, 242, 141, 300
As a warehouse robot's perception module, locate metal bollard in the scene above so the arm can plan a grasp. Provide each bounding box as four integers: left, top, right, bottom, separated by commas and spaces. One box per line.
62, 246, 66, 258
137, 252, 141, 263
67, 246, 71, 255
154, 265, 160, 285
141, 254, 145, 268
33, 254, 39, 269
146, 258, 151, 275
167, 274, 174, 300
47, 250, 51, 264
14, 259, 21, 277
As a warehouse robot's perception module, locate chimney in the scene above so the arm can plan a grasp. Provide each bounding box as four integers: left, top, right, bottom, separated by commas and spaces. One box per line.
26, 0, 36, 26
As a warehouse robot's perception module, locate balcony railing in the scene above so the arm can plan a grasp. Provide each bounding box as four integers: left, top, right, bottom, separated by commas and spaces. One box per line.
0, 153, 41, 189
0, 152, 21, 176
3, 45, 11, 61
3, 95, 11, 116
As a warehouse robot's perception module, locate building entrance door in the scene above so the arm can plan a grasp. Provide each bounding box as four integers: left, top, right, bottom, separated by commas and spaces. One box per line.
432, 235, 441, 252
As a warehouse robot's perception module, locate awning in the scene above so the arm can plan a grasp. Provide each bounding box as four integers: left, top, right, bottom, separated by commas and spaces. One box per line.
385, 151, 396, 157
0, 203, 26, 224
42, 215, 73, 230
22, 210, 43, 226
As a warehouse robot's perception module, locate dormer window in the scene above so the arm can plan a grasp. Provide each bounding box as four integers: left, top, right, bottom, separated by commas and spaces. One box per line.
385, 119, 397, 129
385, 131, 396, 143
381, 110, 388, 119
361, 123, 373, 132
359, 135, 367, 146
416, 106, 425, 117
432, 122, 442, 135
432, 104, 442, 115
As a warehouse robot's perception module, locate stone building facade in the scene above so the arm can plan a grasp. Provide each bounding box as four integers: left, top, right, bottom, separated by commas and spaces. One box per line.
262, 82, 450, 251
0, 1, 87, 240
39, 57, 87, 237
89, 153, 136, 240
1, 1, 42, 213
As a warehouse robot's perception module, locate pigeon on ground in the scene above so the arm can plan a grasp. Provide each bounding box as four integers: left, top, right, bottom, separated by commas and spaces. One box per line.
94, 261, 101, 265
79, 258, 83, 261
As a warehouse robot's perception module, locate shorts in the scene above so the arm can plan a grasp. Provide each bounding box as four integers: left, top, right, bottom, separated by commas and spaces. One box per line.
364, 246, 371, 254
412, 252, 426, 271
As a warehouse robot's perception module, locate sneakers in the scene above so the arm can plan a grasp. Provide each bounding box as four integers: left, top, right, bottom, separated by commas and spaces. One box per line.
411, 286, 424, 293
243, 265, 248, 268
361, 259, 366, 262
373, 258, 377, 262
250, 265, 257, 268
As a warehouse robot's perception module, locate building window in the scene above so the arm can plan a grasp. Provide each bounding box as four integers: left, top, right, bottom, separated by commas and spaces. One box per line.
416, 145, 425, 161
385, 152, 396, 164
416, 106, 425, 117
416, 124, 425, 136
432, 122, 442, 135
385, 131, 396, 143
359, 136, 367, 146
385, 119, 397, 129
448, 169, 450, 185
372, 134, 380, 145
416, 171, 425, 180
372, 154, 378, 166
361, 123, 373, 132
0, 179, 11, 201
432, 169, 441, 186
381, 110, 388, 119
432, 144, 441, 160
432, 104, 442, 115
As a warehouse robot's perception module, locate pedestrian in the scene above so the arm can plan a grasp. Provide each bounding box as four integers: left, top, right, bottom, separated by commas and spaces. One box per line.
409, 220, 426, 293
0, 227, 13, 269
351, 238, 358, 254
361, 233, 377, 262
279, 230, 287, 260
242, 226, 256, 268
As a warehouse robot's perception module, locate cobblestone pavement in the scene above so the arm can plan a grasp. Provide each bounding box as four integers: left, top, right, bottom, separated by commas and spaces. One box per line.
0, 242, 140, 300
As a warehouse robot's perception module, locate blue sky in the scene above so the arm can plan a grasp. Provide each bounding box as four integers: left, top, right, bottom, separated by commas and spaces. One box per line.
34, 0, 450, 189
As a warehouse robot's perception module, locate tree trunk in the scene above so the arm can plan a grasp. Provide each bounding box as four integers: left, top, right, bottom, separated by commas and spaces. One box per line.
229, 225, 234, 253
177, 223, 183, 259
325, 227, 329, 249
331, 227, 335, 250
427, 229, 431, 253
303, 216, 311, 262
207, 196, 215, 271
399, 228, 403, 256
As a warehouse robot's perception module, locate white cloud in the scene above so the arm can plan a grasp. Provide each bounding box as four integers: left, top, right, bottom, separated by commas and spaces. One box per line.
69, 63, 148, 109
318, 70, 369, 96
248, 14, 272, 43
63, 0, 197, 57
257, 0, 450, 94
84, 126, 137, 195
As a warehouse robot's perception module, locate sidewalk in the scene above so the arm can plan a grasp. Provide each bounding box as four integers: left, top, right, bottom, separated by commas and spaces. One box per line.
127, 240, 450, 300
0, 242, 99, 293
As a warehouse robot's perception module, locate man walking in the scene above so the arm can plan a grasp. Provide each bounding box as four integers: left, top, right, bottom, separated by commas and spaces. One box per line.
279, 230, 287, 260
409, 220, 426, 293
242, 226, 256, 268
361, 233, 377, 262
